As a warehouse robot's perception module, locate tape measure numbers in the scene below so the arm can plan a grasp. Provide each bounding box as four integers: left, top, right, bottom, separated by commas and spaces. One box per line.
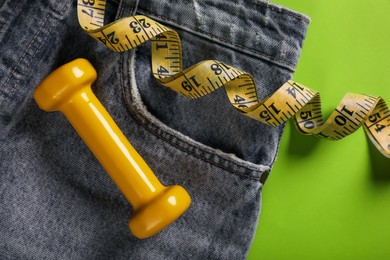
77, 0, 390, 158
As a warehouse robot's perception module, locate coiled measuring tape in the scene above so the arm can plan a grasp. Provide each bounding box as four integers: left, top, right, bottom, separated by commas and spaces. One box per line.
77, 0, 390, 158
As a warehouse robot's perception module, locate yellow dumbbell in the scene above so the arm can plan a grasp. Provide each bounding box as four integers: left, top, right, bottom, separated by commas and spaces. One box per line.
34, 58, 191, 238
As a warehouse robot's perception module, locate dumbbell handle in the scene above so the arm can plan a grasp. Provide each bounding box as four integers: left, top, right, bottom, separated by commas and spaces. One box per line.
61, 86, 162, 209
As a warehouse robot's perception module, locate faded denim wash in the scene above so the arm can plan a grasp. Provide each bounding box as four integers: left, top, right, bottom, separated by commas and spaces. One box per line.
0, 0, 309, 259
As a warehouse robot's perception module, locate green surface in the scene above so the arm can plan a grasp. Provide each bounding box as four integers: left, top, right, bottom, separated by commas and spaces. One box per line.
248, 1, 390, 259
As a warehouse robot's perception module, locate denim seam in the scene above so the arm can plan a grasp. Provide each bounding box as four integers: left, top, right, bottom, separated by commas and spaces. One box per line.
119, 52, 270, 182
4, 19, 60, 109
141, 120, 265, 182
0, 1, 69, 108
249, 0, 310, 23
115, 0, 126, 19
137, 8, 297, 72
0, 11, 52, 101
113, 0, 139, 18
109, 0, 310, 23
270, 123, 286, 167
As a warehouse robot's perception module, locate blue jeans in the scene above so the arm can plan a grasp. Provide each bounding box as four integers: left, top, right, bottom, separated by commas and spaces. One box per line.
0, 0, 309, 258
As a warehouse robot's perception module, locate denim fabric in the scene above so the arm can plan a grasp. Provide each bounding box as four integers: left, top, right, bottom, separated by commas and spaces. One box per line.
0, 0, 309, 259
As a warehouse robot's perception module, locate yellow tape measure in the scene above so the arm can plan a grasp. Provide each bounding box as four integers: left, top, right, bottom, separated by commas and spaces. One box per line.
77, 0, 390, 158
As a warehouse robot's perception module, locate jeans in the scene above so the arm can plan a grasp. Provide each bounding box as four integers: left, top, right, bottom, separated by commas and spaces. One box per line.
0, 0, 309, 259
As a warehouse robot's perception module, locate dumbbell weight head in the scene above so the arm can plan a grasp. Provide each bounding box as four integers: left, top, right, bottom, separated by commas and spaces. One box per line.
34, 58, 97, 111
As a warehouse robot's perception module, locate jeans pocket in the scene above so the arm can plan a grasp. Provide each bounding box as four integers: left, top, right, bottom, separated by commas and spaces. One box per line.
118, 45, 269, 258
117, 3, 309, 255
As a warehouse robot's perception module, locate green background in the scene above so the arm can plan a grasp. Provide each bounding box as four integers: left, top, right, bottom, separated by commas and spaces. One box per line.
248, 0, 390, 259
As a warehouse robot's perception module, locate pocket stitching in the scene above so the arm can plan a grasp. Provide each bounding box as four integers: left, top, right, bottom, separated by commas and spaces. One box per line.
137, 8, 297, 71
119, 52, 270, 182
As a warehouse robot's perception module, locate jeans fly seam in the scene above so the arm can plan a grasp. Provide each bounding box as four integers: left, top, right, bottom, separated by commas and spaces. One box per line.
136, 8, 297, 72
4, 13, 62, 111
0, 1, 68, 109
0, 13, 51, 100
119, 53, 268, 181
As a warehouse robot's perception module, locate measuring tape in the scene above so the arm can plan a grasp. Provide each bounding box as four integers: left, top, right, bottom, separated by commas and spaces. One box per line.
77, 0, 390, 158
